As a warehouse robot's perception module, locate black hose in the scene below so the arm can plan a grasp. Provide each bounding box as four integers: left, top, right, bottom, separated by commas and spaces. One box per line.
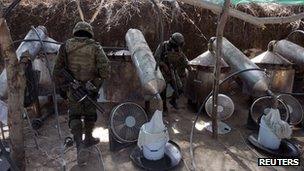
3, 0, 21, 19
189, 68, 266, 170
275, 92, 304, 96
286, 30, 304, 40
13, 39, 62, 45
30, 26, 66, 171
12, 39, 127, 50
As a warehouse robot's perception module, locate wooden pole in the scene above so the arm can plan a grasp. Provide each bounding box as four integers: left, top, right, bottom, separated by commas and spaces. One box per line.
179, 0, 304, 27
211, 0, 230, 139
0, 18, 26, 170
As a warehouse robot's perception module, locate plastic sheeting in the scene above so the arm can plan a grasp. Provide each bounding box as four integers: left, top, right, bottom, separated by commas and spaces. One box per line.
0, 100, 7, 125
264, 108, 292, 139
138, 110, 169, 148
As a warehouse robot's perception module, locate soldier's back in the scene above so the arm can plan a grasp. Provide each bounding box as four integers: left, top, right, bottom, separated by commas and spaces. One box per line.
65, 37, 99, 82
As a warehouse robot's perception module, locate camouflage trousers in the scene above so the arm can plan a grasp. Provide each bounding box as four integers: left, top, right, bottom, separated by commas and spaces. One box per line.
68, 98, 97, 135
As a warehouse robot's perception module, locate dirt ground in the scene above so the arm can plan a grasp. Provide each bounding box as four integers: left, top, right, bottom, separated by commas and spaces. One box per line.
23, 92, 304, 171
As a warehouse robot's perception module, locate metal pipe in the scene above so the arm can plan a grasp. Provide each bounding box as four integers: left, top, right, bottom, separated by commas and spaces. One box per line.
273, 39, 304, 66
211, 37, 269, 94
125, 28, 166, 96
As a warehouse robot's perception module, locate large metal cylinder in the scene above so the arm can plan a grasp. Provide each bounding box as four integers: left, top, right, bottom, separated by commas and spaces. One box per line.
0, 26, 60, 99
273, 40, 304, 65
251, 50, 294, 93
211, 37, 269, 95
185, 50, 231, 108
125, 29, 165, 96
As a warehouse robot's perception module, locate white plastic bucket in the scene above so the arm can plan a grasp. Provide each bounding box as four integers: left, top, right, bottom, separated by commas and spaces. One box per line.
258, 118, 281, 150
143, 138, 167, 160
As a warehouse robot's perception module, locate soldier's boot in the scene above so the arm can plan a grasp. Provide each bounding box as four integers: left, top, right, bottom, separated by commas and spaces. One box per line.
169, 93, 179, 110
73, 133, 86, 166
84, 122, 99, 147
169, 99, 179, 109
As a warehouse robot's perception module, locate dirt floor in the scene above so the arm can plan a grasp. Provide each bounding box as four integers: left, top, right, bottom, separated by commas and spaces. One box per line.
23, 92, 304, 171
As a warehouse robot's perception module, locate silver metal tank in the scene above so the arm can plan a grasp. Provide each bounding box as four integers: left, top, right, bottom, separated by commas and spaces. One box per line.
99, 50, 144, 103
0, 26, 58, 99
125, 28, 166, 96
251, 47, 295, 93
273, 40, 304, 65
273, 40, 304, 92
211, 37, 269, 95
185, 50, 231, 108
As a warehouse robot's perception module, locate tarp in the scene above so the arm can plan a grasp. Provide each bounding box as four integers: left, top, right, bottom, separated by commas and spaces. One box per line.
206, 0, 304, 5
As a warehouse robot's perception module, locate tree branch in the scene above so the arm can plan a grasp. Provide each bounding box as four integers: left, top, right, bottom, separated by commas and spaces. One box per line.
179, 0, 304, 27
211, 0, 230, 139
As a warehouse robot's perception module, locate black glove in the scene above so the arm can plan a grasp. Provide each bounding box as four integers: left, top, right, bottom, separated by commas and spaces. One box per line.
58, 88, 67, 99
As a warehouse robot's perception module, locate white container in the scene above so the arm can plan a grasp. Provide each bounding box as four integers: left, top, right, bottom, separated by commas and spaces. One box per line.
258, 118, 281, 150
143, 138, 167, 160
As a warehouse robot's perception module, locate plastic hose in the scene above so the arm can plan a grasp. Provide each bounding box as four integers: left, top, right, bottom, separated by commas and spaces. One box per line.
30, 26, 66, 171
189, 68, 266, 170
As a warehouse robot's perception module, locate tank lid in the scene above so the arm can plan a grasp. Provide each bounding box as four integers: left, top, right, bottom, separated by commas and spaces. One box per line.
251, 51, 292, 65
189, 50, 229, 67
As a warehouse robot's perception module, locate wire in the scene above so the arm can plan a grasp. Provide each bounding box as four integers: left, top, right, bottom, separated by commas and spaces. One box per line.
189, 68, 266, 171
3, 0, 21, 19
93, 145, 106, 171
13, 39, 62, 45
149, 0, 164, 45
12, 39, 127, 50
286, 30, 304, 40
30, 26, 66, 171
275, 92, 304, 96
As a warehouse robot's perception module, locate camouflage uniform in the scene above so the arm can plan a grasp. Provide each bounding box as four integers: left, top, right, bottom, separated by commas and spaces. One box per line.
154, 33, 189, 111
53, 21, 110, 150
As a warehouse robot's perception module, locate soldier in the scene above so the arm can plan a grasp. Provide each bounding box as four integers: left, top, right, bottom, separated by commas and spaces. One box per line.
154, 32, 190, 113
53, 21, 110, 164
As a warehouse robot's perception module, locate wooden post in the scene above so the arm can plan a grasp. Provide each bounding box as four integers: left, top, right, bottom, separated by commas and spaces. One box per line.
0, 18, 26, 170
211, 0, 230, 139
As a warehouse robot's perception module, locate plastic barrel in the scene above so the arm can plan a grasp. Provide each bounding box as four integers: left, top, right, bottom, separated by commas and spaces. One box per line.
143, 138, 167, 160
258, 117, 281, 150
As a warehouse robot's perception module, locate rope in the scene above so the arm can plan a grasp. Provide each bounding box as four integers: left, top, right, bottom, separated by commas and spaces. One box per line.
30, 26, 66, 171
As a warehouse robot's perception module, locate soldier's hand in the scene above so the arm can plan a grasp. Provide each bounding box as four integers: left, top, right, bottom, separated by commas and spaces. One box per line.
71, 82, 80, 89
85, 81, 97, 91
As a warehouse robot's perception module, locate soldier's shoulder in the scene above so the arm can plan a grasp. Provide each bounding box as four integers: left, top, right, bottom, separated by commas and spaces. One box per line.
92, 41, 105, 51
66, 38, 78, 43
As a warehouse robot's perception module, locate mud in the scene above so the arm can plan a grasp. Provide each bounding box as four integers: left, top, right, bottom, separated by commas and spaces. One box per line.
4, 0, 304, 59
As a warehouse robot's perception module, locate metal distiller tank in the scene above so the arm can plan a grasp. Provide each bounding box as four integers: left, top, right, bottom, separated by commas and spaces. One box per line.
273, 39, 304, 92
211, 37, 270, 96
185, 49, 230, 109
251, 42, 295, 94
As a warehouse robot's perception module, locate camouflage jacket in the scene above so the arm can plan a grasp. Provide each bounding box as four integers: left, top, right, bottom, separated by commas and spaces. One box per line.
53, 37, 110, 92
154, 41, 189, 80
